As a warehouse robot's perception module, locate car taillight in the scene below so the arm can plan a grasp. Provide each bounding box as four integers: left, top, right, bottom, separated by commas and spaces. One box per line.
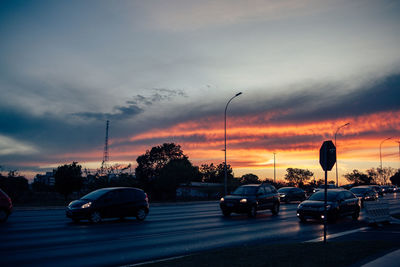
145, 193, 148, 202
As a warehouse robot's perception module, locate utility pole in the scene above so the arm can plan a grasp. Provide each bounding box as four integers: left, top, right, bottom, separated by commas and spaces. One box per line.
396, 141, 400, 170
101, 120, 110, 173
273, 152, 276, 184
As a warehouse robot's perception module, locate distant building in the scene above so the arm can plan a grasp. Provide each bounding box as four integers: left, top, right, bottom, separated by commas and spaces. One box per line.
176, 182, 223, 200
34, 171, 55, 187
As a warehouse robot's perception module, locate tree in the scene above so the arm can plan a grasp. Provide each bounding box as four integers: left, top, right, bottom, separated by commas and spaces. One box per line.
377, 167, 396, 185
155, 158, 202, 200
54, 162, 83, 201
284, 168, 313, 187
390, 170, 400, 186
0, 171, 29, 202
200, 162, 233, 184
135, 143, 187, 195
344, 169, 372, 185
240, 173, 261, 184
200, 163, 217, 183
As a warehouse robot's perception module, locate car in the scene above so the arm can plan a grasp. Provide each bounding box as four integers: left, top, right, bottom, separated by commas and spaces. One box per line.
0, 188, 13, 223
369, 185, 383, 196
66, 187, 149, 223
278, 187, 307, 203
389, 185, 398, 193
297, 189, 360, 223
350, 186, 378, 206
380, 185, 390, 194
219, 183, 280, 218
313, 184, 337, 193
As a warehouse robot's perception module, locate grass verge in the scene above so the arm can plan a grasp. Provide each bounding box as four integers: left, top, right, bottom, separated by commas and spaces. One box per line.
143, 240, 399, 267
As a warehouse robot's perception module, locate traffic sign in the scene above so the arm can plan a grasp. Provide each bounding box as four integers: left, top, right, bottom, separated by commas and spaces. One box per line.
319, 140, 336, 171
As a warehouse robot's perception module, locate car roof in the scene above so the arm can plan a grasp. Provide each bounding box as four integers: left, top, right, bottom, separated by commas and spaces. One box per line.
351, 186, 370, 188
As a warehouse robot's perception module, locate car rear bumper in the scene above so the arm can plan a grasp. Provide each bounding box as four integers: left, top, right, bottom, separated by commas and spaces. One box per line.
220, 202, 251, 214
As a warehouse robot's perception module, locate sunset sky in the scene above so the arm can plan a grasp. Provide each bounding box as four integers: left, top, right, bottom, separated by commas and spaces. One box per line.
1, 0, 399, 184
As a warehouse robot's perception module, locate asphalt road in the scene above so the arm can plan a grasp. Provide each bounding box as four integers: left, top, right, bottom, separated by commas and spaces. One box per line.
1, 194, 399, 267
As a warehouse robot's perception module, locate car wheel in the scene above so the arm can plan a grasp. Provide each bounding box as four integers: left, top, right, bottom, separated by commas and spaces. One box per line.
222, 209, 231, 217
248, 205, 257, 218
89, 211, 102, 223
136, 208, 147, 221
271, 202, 280, 215
0, 209, 9, 223
352, 210, 360, 221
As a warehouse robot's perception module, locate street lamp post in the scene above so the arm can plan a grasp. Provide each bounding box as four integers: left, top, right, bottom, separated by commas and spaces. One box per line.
224, 92, 242, 196
273, 152, 276, 184
380, 137, 392, 170
396, 141, 400, 170
334, 122, 350, 187
380, 137, 392, 185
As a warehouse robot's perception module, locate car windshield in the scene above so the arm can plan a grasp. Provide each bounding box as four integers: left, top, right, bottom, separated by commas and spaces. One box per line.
278, 188, 293, 193
232, 186, 258, 196
350, 188, 367, 194
81, 189, 110, 200
308, 191, 338, 201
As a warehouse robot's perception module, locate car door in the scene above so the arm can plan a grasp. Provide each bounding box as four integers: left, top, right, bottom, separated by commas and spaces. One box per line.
256, 186, 267, 209
264, 185, 275, 208
336, 192, 347, 216
100, 190, 122, 218
344, 191, 358, 213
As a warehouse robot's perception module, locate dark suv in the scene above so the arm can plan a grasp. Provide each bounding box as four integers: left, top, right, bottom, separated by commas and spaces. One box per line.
66, 187, 149, 223
220, 184, 280, 217
0, 188, 13, 223
297, 189, 360, 222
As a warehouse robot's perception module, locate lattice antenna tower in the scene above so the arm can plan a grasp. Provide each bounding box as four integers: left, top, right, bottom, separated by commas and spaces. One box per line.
101, 120, 110, 171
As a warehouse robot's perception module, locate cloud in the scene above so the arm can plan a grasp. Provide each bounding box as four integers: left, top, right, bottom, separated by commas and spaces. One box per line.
73, 103, 143, 121
0, 134, 38, 156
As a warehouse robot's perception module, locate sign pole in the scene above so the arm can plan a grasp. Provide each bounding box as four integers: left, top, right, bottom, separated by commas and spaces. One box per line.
324, 169, 327, 244
319, 140, 336, 245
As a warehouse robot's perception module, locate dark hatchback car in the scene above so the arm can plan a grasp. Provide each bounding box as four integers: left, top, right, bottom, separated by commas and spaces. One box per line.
66, 187, 149, 223
0, 188, 13, 223
297, 189, 360, 222
278, 187, 307, 203
350, 186, 378, 206
220, 184, 280, 218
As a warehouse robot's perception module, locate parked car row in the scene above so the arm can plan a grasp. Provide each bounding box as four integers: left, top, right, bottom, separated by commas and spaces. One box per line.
219, 184, 362, 223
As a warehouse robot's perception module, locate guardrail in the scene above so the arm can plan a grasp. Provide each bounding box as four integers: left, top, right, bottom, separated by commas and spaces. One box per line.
364, 199, 391, 224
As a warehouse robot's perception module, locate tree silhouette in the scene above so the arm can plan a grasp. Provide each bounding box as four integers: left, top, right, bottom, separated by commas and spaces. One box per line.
240, 173, 261, 184
135, 143, 187, 196
284, 168, 313, 187
54, 162, 83, 201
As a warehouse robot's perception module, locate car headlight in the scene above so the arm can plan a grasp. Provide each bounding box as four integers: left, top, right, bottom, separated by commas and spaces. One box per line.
240, 198, 247, 203
280, 194, 286, 198
220, 197, 224, 202
81, 202, 92, 209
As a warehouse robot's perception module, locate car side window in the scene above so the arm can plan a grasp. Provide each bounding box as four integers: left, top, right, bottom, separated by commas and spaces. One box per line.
257, 187, 266, 195
122, 189, 135, 202
264, 186, 273, 193
344, 191, 355, 199
337, 192, 345, 201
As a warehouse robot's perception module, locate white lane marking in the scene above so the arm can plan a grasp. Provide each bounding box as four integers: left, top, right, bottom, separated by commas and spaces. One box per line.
304, 227, 369, 243
121, 255, 193, 267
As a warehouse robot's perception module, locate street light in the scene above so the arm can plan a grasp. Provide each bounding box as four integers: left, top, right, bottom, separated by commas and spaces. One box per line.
273, 152, 276, 184
396, 141, 400, 170
380, 137, 392, 170
334, 122, 350, 187
224, 92, 242, 196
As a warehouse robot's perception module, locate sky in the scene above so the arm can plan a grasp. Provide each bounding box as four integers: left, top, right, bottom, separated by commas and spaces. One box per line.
0, 0, 400, 184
